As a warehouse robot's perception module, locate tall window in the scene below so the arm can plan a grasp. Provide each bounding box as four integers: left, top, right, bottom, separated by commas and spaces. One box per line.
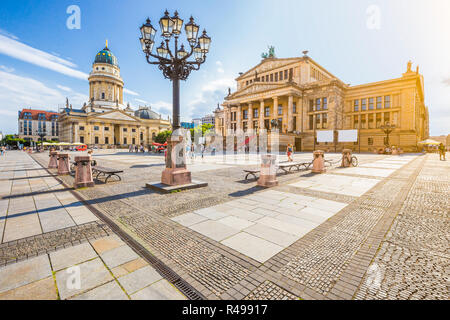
293, 102, 297, 113
284, 70, 288, 79
322, 113, 328, 129
354, 116, 359, 129
376, 113, 382, 128
323, 98, 328, 110
361, 99, 367, 111
309, 115, 314, 130
368, 138, 373, 145
309, 100, 314, 112
253, 108, 258, 118
275, 73, 278, 82
369, 98, 374, 110
270, 74, 273, 82
361, 116, 366, 129
316, 98, 321, 111
384, 96, 390, 108
279, 71, 283, 81
354, 100, 359, 112
384, 112, 390, 124
266, 75, 269, 82
368, 114, 374, 128
243, 109, 248, 119
376, 96, 382, 109
278, 105, 283, 115
316, 114, 321, 129
265, 107, 270, 117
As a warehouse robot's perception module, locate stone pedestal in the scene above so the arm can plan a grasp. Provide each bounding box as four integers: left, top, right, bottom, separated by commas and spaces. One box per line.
161, 135, 192, 186
341, 149, 352, 167
312, 150, 326, 173
257, 154, 279, 187
57, 153, 70, 175
48, 151, 58, 169
74, 156, 94, 188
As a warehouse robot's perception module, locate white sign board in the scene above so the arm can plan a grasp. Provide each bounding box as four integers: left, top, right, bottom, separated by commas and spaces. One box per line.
317, 130, 334, 142
338, 130, 358, 142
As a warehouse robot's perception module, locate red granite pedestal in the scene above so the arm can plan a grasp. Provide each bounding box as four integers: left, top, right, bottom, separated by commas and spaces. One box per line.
312, 150, 326, 173
57, 153, 70, 175
74, 156, 94, 188
48, 151, 58, 169
257, 154, 279, 187
341, 149, 352, 167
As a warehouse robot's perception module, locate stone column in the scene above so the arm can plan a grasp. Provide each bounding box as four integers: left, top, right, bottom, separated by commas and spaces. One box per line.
236, 104, 242, 131
272, 96, 278, 123
257, 154, 279, 187
259, 100, 265, 132
74, 156, 95, 188
48, 151, 58, 169
288, 95, 294, 132
248, 103, 253, 130
57, 153, 70, 175
161, 134, 191, 186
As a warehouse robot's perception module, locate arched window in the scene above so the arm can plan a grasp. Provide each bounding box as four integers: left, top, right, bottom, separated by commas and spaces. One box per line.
152, 132, 156, 140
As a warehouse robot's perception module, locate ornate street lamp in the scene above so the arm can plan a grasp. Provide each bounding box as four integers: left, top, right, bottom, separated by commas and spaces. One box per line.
139, 11, 211, 187
380, 122, 395, 148
37, 130, 46, 152
139, 10, 210, 131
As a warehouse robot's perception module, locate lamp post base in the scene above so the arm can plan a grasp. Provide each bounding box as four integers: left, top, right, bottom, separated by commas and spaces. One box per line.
161, 167, 192, 186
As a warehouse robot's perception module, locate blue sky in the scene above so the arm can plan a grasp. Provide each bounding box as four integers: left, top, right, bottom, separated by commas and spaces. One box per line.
0, 0, 449, 135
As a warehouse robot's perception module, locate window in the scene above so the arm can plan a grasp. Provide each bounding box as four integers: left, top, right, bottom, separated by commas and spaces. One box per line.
279, 71, 283, 81
104, 127, 109, 131
323, 98, 328, 110
80, 136, 84, 143
105, 137, 109, 144
275, 73, 278, 82
277, 118, 282, 129
140, 132, 144, 141
376, 97, 382, 109
368, 114, 374, 128
243, 109, 248, 119
369, 98, 374, 110
132, 138, 136, 145
354, 116, 359, 129
293, 102, 297, 113
316, 98, 321, 111
309, 100, 314, 112
278, 105, 283, 115
123, 128, 127, 132
253, 120, 258, 129
253, 108, 258, 118
243, 121, 248, 131
361, 99, 367, 111
322, 113, 328, 129
95, 137, 99, 144
264, 107, 270, 117
102, 92, 105, 100
94, 126, 99, 131
246, 81, 249, 86
384, 96, 390, 108
284, 70, 288, 80
79, 126, 85, 131
132, 128, 136, 133
384, 112, 390, 124
354, 100, 359, 112
309, 115, 314, 130
376, 113, 382, 128
316, 114, 321, 129
361, 116, 366, 129
265, 75, 269, 82
368, 138, 373, 145
270, 74, 273, 82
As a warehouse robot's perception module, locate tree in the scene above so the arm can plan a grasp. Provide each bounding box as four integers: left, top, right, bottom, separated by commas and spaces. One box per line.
189, 124, 213, 143
154, 130, 172, 144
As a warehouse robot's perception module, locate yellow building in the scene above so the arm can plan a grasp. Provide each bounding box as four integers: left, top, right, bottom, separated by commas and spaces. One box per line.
215, 52, 429, 152
59, 42, 170, 147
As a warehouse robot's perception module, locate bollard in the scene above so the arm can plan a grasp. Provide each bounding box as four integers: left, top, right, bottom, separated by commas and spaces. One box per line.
341, 149, 352, 167
74, 156, 94, 188
48, 151, 58, 169
312, 150, 326, 173
257, 154, 279, 187
161, 134, 191, 186
57, 153, 70, 175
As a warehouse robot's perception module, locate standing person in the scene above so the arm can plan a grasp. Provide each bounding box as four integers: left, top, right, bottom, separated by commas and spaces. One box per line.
286, 144, 293, 162
438, 143, 446, 161
191, 143, 195, 160
129, 144, 133, 153
201, 143, 205, 159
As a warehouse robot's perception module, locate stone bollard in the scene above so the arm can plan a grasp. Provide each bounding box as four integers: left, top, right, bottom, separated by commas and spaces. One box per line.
57, 153, 70, 175
48, 151, 58, 169
312, 150, 326, 173
74, 156, 94, 188
341, 149, 352, 167
257, 154, 279, 187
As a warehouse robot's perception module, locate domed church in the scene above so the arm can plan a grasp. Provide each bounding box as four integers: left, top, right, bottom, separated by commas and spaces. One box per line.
59, 41, 171, 147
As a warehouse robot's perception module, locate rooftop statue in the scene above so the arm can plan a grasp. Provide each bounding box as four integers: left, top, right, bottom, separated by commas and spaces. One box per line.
261, 46, 276, 59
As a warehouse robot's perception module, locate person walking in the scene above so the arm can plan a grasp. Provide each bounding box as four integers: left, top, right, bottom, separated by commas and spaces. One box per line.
438, 143, 446, 161
286, 144, 293, 162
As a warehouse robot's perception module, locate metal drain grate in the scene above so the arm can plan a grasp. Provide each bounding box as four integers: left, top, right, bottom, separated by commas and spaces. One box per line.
34, 156, 206, 301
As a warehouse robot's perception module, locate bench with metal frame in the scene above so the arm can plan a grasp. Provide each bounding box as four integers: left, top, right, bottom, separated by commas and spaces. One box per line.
92, 166, 123, 183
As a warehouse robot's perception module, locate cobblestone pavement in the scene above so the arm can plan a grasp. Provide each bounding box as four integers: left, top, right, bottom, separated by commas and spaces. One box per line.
0, 151, 186, 300
30, 150, 448, 300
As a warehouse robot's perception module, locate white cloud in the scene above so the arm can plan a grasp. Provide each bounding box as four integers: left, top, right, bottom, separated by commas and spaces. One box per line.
0, 70, 88, 133
216, 60, 224, 73
0, 29, 19, 40
135, 98, 148, 104
150, 100, 172, 116
0, 34, 88, 80
0, 65, 14, 73
123, 88, 139, 96
56, 85, 72, 92
186, 77, 235, 119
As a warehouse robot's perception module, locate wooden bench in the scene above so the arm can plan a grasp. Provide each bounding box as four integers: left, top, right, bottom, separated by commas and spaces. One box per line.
92, 166, 123, 183
243, 161, 313, 180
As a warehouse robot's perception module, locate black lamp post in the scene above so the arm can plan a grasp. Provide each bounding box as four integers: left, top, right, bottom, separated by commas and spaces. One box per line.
380, 122, 395, 148
139, 11, 211, 131
37, 131, 46, 152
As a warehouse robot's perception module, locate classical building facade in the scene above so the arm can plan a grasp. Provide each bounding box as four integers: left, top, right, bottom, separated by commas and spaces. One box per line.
18, 109, 59, 142
59, 43, 170, 146
215, 53, 429, 152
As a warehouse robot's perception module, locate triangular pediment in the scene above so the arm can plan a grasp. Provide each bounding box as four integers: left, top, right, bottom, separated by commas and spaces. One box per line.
230, 82, 285, 98
238, 57, 303, 80
93, 110, 138, 122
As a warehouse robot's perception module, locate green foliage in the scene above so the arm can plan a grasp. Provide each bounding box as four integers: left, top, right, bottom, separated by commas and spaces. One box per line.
189, 124, 213, 143
154, 130, 172, 144
1, 135, 30, 147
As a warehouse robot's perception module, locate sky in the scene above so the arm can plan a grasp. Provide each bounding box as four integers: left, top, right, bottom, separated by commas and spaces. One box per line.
0, 0, 449, 136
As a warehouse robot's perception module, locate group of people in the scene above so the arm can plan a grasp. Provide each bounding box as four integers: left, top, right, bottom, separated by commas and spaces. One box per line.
0, 146, 6, 156
128, 144, 145, 153
438, 143, 446, 161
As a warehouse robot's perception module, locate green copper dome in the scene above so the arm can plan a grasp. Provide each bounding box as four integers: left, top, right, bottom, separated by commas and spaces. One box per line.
94, 47, 118, 66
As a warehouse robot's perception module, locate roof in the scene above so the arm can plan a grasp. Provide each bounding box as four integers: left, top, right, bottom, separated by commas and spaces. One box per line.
18, 109, 59, 121
62, 108, 86, 115
94, 47, 118, 67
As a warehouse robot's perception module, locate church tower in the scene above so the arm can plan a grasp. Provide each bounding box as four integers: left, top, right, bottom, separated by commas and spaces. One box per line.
88, 41, 124, 110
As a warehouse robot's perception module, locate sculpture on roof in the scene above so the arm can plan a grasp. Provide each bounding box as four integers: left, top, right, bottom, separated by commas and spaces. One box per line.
261, 46, 275, 59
